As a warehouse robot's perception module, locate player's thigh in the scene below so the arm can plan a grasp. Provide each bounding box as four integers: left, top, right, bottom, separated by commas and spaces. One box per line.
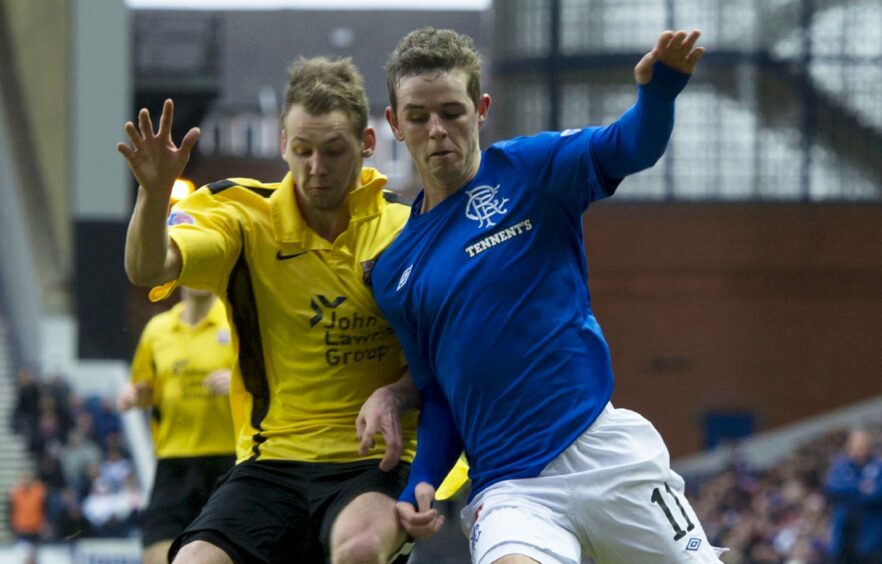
570, 409, 721, 563
170, 461, 312, 563
464, 502, 581, 564
143, 540, 172, 564
492, 556, 541, 564
173, 539, 234, 564
322, 461, 410, 562
328, 491, 405, 562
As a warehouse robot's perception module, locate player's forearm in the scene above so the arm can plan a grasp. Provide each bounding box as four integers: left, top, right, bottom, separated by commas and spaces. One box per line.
387, 370, 421, 413
592, 62, 690, 178
125, 186, 179, 286
400, 382, 463, 505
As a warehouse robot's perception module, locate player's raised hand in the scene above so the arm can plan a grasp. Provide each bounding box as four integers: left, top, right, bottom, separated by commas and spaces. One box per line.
356, 386, 404, 471
634, 29, 704, 84
396, 482, 444, 540
117, 98, 200, 197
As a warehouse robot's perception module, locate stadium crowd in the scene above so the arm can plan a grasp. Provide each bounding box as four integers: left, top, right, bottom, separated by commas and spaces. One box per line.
8, 365, 141, 544
688, 424, 882, 563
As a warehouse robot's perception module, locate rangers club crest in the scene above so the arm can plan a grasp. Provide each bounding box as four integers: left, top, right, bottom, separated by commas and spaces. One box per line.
465, 184, 508, 228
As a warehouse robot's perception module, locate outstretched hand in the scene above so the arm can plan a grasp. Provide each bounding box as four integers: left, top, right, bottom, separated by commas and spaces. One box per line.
356, 386, 404, 471
117, 98, 200, 197
634, 29, 704, 85
396, 483, 445, 540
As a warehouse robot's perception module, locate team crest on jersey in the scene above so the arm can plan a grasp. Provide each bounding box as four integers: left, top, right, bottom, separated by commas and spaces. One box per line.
167, 211, 195, 226
465, 184, 508, 228
216, 329, 230, 345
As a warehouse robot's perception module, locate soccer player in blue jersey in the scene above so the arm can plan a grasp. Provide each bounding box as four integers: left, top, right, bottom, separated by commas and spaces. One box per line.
371, 28, 726, 563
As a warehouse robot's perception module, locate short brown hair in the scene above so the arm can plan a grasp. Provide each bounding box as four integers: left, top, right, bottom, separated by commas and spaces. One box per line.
282, 57, 369, 136
385, 27, 482, 113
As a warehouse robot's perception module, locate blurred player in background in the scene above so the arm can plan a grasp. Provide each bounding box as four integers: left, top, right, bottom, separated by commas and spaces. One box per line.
372, 27, 725, 563
118, 286, 235, 564
118, 56, 418, 563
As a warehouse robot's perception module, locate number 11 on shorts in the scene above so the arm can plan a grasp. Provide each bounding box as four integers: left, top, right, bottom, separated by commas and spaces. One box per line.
651, 482, 695, 541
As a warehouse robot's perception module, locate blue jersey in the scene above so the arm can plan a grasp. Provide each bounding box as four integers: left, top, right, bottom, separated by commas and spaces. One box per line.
373, 63, 690, 504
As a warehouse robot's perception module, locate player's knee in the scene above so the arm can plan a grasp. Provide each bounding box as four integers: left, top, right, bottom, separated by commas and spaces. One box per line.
332, 532, 386, 564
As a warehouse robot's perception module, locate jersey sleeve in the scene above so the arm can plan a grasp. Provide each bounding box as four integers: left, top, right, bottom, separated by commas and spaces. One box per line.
149, 188, 242, 302
499, 61, 690, 211
399, 379, 464, 506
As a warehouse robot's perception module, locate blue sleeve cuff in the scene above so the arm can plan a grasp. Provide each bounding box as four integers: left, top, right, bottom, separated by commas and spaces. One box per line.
640, 61, 691, 100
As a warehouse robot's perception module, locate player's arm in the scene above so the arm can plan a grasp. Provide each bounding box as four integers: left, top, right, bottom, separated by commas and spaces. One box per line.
118, 99, 200, 287
396, 379, 463, 540
357, 369, 421, 471
591, 30, 703, 180
119, 323, 156, 411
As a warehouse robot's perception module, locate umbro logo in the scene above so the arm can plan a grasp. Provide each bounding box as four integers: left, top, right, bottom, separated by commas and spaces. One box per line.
276, 250, 308, 261
396, 265, 413, 292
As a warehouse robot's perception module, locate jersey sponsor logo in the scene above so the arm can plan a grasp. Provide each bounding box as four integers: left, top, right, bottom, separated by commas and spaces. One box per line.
276, 250, 308, 261
464, 218, 533, 258
686, 538, 702, 551
396, 265, 413, 292
309, 295, 347, 327
167, 211, 195, 226
561, 128, 582, 137
465, 184, 509, 228
310, 294, 394, 366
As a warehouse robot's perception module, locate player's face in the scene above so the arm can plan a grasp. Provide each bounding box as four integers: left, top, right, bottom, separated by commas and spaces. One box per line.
281, 105, 374, 213
387, 69, 490, 193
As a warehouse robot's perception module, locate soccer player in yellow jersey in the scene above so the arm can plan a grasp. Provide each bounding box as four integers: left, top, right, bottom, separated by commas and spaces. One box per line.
118, 58, 419, 563
118, 287, 235, 564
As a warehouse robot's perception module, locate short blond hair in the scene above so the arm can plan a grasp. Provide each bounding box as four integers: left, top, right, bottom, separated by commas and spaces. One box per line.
282, 57, 369, 136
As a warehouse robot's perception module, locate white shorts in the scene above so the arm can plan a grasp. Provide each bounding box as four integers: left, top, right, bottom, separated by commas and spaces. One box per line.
460, 404, 726, 564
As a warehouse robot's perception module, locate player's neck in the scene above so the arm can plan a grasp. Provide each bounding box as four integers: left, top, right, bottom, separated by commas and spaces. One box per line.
301, 204, 351, 243
181, 294, 214, 326
420, 154, 481, 213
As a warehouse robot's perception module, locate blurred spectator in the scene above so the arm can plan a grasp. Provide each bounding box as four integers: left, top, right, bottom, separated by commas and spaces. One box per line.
8, 470, 47, 549
60, 429, 103, 493
12, 367, 41, 451
36, 449, 66, 492
81, 477, 137, 538
51, 487, 90, 541
86, 396, 122, 448
99, 446, 133, 491
824, 428, 882, 563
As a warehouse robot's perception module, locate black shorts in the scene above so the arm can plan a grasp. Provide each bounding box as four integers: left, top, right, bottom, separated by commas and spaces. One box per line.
169, 459, 410, 564
141, 454, 235, 547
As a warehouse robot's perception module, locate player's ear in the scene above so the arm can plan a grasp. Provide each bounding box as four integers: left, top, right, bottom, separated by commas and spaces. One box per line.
385, 106, 405, 141
476, 94, 491, 128
362, 127, 376, 158
279, 129, 287, 158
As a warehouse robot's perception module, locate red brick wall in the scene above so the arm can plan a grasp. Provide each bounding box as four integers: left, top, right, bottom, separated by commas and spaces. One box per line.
585, 203, 882, 458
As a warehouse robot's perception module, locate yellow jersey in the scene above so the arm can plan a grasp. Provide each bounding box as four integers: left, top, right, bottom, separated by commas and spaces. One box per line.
151, 168, 418, 464
131, 298, 236, 458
